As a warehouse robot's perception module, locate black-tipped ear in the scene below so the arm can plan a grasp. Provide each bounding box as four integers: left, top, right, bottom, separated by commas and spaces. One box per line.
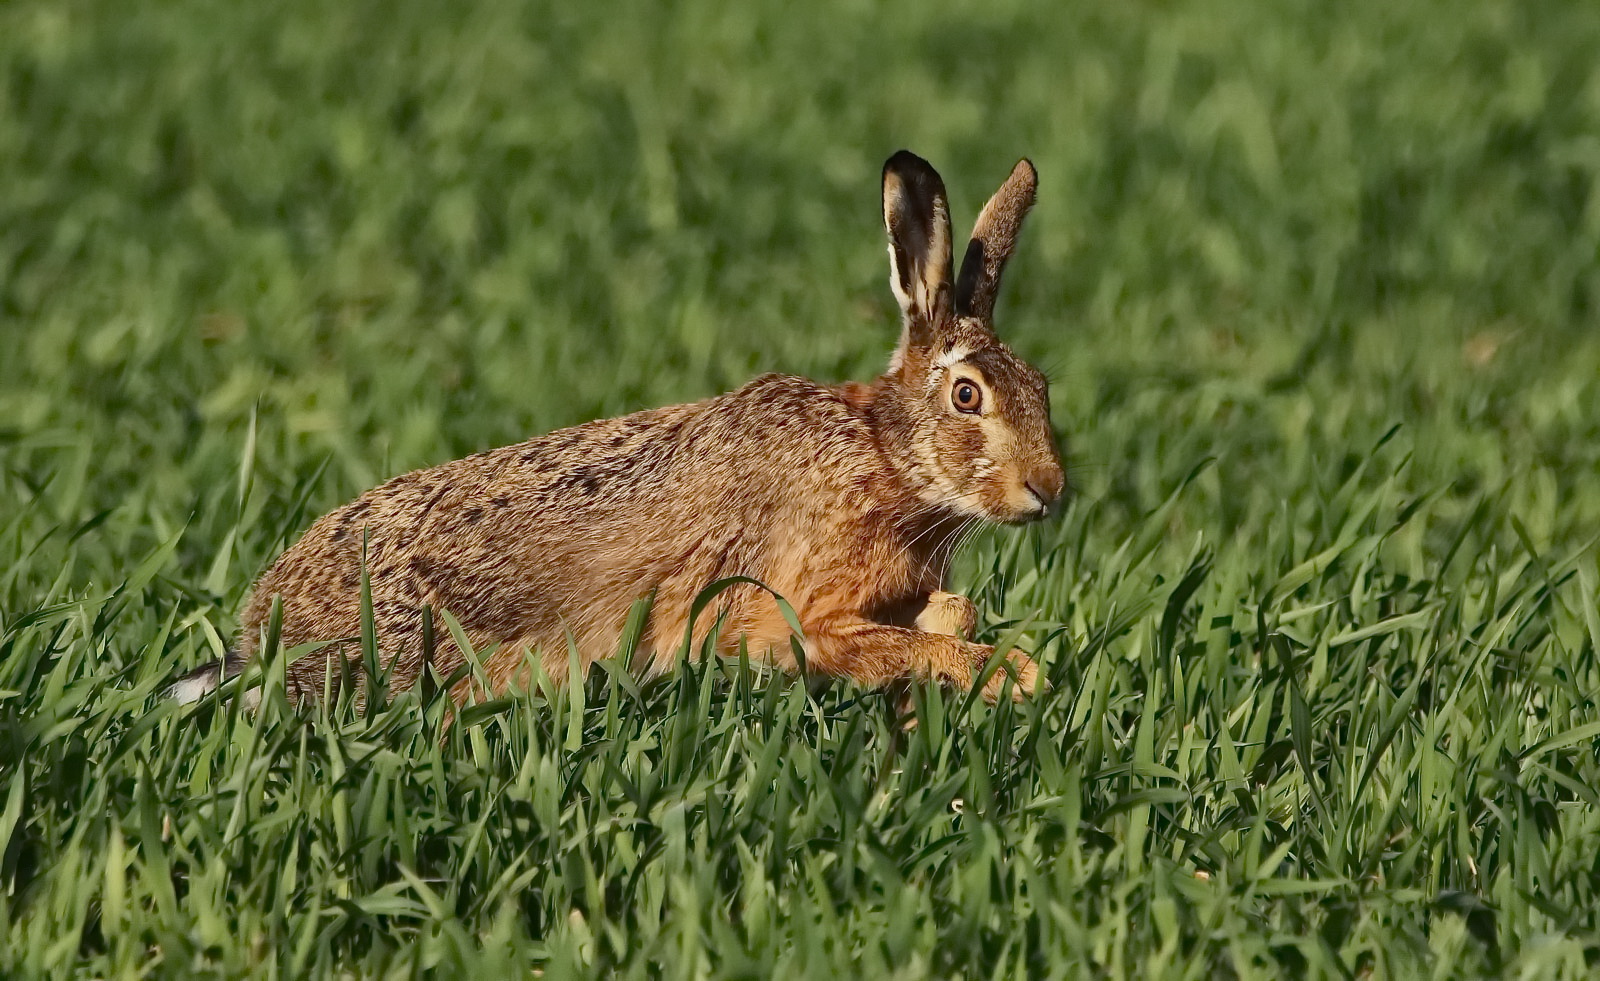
882, 150, 954, 350
954, 158, 1037, 324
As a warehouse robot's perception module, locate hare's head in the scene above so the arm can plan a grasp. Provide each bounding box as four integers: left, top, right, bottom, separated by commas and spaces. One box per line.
876, 150, 1065, 525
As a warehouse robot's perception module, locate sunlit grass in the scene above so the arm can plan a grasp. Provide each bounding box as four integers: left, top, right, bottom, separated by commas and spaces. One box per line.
3, 0, 1600, 977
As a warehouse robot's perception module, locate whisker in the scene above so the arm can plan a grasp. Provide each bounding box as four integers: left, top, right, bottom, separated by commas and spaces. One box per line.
951, 524, 984, 562
1036, 355, 1089, 388
898, 502, 959, 551
928, 516, 978, 570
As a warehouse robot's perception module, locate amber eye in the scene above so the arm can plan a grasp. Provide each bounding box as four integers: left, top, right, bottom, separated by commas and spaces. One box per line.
952, 378, 983, 414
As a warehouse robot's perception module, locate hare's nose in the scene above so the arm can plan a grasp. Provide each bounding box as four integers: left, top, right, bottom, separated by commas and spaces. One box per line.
1024, 465, 1065, 512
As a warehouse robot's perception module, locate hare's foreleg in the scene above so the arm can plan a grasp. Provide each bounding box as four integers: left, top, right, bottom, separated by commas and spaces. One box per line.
913, 591, 1042, 702
914, 591, 1040, 703
892, 591, 975, 720
804, 605, 1038, 703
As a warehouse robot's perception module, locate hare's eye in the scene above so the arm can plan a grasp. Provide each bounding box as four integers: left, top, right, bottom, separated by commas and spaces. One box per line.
952, 379, 983, 414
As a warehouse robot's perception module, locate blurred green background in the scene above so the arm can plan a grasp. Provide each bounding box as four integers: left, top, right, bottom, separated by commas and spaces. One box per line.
3, 0, 1599, 977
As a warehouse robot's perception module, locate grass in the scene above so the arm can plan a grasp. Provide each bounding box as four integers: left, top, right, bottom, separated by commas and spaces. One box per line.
3, 0, 1600, 976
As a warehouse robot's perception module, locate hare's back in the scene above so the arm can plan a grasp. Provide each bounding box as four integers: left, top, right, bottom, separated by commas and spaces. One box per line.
242, 374, 879, 657
483, 373, 879, 532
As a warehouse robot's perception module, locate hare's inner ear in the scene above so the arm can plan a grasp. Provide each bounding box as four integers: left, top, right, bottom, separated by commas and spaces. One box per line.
882, 150, 954, 358
954, 158, 1037, 325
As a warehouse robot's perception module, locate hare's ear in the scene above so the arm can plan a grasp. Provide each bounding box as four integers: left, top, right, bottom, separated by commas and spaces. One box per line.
882, 150, 954, 359
954, 158, 1037, 325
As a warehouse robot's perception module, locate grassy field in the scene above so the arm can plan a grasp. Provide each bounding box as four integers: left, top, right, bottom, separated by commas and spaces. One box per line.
3, 0, 1600, 976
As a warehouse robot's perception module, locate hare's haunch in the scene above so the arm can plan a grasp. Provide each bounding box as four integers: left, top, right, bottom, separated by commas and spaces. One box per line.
173, 151, 1065, 707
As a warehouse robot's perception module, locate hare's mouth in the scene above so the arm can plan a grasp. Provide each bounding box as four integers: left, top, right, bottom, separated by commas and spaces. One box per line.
966, 496, 1044, 526
1023, 481, 1054, 516
981, 479, 1061, 525
999, 502, 1051, 525
931, 483, 1055, 526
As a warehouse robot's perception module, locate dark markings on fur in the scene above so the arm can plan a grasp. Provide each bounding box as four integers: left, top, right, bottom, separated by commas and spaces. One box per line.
374, 598, 418, 620
891, 240, 914, 297
542, 431, 582, 453
954, 239, 985, 315
408, 554, 455, 599
489, 495, 509, 508
463, 507, 484, 524
549, 464, 606, 498
335, 500, 372, 544
408, 483, 451, 542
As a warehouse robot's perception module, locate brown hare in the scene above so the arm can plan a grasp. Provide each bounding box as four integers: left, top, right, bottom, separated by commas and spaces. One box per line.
171, 150, 1065, 709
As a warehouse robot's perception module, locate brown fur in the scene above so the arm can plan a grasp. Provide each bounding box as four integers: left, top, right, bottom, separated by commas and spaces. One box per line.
227, 151, 1065, 707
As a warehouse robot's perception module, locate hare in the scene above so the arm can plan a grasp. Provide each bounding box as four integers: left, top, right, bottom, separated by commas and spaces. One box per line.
171, 150, 1065, 709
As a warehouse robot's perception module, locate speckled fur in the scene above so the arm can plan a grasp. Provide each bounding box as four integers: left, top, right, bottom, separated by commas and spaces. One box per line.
221, 151, 1065, 707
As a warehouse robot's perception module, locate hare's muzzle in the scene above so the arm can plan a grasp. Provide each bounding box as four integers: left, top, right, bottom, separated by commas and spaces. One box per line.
1022, 463, 1066, 518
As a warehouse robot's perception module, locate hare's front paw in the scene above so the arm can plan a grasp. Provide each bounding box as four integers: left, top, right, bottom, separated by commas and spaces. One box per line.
975, 646, 1041, 703
915, 591, 977, 639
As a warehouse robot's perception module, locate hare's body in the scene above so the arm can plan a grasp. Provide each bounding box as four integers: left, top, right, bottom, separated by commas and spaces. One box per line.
245, 374, 981, 699
175, 151, 1064, 708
